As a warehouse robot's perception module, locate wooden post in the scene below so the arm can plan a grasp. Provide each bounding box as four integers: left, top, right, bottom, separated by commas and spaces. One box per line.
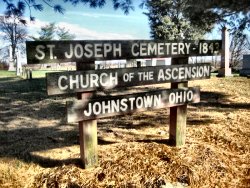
169, 57, 188, 146
29, 69, 32, 80
137, 61, 141, 67
76, 62, 98, 168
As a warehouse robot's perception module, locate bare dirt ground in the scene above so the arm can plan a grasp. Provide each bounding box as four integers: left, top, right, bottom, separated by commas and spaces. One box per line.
0, 76, 249, 187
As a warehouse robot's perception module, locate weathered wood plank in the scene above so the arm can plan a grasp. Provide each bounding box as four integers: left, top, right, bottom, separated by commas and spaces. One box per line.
26, 40, 222, 64
169, 58, 188, 146
67, 87, 200, 123
46, 63, 210, 95
77, 62, 98, 169
79, 119, 98, 168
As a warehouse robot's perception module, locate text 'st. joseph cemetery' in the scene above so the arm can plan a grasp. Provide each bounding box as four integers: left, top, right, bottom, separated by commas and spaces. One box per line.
26, 40, 221, 63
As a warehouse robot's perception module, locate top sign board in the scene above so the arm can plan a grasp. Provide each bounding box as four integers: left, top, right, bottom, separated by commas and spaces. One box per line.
26, 40, 222, 64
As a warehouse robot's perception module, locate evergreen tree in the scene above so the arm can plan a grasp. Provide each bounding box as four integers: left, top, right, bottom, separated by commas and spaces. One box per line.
2, 0, 249, 33
34, 22, 56, 41
144, 0, 211, 40
56, 27, 76, 40
30, 23, 76, 41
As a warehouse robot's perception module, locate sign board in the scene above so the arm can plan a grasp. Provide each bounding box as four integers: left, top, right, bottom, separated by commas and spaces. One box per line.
67, 87, 200, 122
47, 63, 210, 95
25, 38, 223, 167
26, 40, 222, 64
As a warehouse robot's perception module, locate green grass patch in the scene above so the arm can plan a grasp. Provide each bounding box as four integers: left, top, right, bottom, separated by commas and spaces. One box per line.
31, 70, 51, 78
27, 70, 64, 78
0, 70, 63, 79
0, 70, 16, 78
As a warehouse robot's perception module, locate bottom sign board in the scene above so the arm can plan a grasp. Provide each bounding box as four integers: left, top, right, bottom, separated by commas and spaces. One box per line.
67, 87, 200, 122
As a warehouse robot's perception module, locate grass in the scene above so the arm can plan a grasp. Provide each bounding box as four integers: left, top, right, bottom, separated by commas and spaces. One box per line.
0, 75, 249, 187
0, 70, 16, 78
0, 70, 63, 79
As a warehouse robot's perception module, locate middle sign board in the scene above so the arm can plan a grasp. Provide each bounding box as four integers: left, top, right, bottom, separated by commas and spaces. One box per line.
46, 63, 210, 95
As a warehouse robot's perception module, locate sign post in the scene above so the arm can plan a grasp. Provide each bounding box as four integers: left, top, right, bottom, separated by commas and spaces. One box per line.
76, 62, 98, 168
26, 39, 222, 168
169, 57, 188, 146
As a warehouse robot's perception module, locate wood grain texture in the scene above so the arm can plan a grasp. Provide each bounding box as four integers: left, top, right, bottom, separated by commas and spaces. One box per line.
77, 62, 98, 169
67, 87, 200, 123
46, 63, 210, 95
26, 40, 222, 64
169, 57, 189, 146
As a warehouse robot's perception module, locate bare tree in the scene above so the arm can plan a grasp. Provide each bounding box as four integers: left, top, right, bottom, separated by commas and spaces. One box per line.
230, 31, 249, 68
0, 2, 27, 74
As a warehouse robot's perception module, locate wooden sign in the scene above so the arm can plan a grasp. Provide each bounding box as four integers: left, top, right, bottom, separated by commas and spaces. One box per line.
26, 40, 222, 64
46, 63, 210, 95
67, 87, 200, 122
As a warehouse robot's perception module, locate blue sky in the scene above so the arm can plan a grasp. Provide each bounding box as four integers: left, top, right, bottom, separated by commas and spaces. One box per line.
0, 1, 151, 40
0, 0, 224, 46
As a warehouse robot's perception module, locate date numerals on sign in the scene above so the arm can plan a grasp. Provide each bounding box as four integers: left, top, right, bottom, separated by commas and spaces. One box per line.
199, 42, 220, 55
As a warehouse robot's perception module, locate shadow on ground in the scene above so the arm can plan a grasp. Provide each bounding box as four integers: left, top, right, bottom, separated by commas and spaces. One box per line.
0, 77, 249, 168
193, 91, 250, 110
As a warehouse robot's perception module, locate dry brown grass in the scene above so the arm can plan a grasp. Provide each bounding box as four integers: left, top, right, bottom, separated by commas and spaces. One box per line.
0, 76, 249, 187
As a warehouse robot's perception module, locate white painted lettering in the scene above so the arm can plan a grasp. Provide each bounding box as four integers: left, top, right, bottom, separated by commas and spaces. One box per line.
90, 74, 99, 87
136, 97, 143, 109
176, 91, 183, 103
131, 43, 139, 57
148, 43, 157, 55
65, 44, 73, 58
143, 95, 153, 107
153, 94, 161, 107
198, 66, 204, 77
187, 90, 193, 101
140, 43, 147, 56
69, 75, 79, 89
179, 67, 185, 79
172, 43, 178, 55
102, 100, 111, 114
58, 75, 68, 90
120, 99, 128, 111
113, 43, 122, 57
103, 43, 112, 57
157, 69, 165, 81
178, 43, 185, 54
84, 103, 92, 116
158, 43, 164, 55
111, 100, 120, 113
172, 68, 178, 80
100, 73, 109, 87
165, 68, 171, 80
93, 102, 102, 115
185, 43, 191, 54
47, 44, 55, 59
84, 44, 93, 58
80, 74, 89, 88
129, 97, 136, 110
165, 43, 171, 54
74, 44, 83, 58
204, 65, 210, 76
94, 43, 102, 58
169, 93, 175, 104
35, 45, 45, 60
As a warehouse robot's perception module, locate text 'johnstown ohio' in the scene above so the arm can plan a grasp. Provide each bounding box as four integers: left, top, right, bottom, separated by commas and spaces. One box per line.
67, 87, 200, 122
